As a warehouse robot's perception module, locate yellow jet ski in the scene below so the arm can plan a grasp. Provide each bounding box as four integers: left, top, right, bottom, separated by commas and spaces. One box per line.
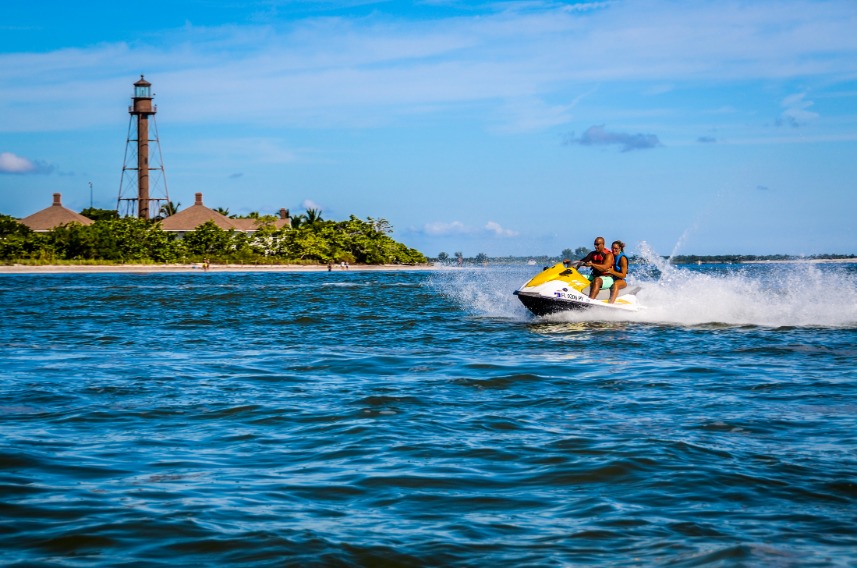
514, 262, 641, 316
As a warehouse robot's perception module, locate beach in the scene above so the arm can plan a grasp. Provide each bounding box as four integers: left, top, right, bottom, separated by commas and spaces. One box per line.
0, 263, 436, 274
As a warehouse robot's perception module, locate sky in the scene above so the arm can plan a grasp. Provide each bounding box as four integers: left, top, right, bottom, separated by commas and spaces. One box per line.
1, 0, 857, 257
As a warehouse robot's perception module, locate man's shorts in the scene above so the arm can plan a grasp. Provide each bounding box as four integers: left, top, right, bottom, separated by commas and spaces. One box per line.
587, 274, 615, 288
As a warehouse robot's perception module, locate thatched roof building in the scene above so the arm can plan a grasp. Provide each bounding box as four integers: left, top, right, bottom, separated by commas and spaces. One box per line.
18, 193, 94, 232
160, 192, 240, 232
160, 193, 291, 233
16, 192, 291, 235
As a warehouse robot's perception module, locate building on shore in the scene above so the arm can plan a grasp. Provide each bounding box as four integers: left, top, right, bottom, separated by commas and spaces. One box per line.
14, 76, 293, 235
159, 193, 291, 235
15, 192, 291, 235
18, 193, 94, 232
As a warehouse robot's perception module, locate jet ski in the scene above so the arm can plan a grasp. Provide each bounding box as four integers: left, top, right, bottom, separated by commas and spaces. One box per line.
514, 262, 642, 316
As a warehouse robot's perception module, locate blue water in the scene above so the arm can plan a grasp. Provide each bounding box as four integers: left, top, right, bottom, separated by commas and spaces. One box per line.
1, 262, 856, 566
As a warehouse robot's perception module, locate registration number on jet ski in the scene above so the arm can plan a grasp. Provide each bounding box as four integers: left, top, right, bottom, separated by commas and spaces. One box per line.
553, 291, 587, 301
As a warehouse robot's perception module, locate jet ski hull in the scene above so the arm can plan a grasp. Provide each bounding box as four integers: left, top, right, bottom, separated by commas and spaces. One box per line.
514, 262, 641, 316
514, 290, 590, 315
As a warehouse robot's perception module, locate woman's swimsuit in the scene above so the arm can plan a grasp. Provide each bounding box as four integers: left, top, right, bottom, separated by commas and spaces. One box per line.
613, 252, 627, 280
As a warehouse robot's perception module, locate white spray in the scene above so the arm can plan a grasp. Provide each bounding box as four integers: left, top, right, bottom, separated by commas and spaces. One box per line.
430, 250, 857, 328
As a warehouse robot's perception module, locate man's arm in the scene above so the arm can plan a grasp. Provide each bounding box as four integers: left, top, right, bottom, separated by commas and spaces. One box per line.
573, 252, 594, 268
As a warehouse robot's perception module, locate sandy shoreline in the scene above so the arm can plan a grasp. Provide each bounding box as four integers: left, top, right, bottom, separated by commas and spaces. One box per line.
0, 263, 437, 274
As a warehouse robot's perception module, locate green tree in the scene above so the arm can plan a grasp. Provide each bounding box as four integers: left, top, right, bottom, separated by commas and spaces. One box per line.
182, 221, 236, 259
0, 210, 427, 265
283, 226, 331, 261
437, 252, 449, 262
80, 207, 119, 222
0, 215, 45, 260
305, 208, 323, 225
158, 201, 181, 218
290, 213, 306, 229
46, 218, 182, 263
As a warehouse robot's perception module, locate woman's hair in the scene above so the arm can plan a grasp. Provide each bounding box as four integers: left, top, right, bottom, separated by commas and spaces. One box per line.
612, 240, 625, 251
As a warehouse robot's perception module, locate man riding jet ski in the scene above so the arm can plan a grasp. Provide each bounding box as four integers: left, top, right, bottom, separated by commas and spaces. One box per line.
514, 238, 641, 315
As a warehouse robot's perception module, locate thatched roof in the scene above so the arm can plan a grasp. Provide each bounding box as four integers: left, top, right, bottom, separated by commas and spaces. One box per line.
160, 195, 291, 232
160, 193, 241, 231
19, 193, 94, 232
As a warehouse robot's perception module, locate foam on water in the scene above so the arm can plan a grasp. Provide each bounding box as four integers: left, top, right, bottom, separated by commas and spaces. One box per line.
431, 250, 857, 328
428, 266, 533, 321
630, 243, 857, 328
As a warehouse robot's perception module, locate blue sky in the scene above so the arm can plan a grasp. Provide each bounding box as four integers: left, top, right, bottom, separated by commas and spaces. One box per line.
2, 0, 856, 257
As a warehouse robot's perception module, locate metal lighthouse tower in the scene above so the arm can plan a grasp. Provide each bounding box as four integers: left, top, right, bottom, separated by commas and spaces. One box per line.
117, 75, 170, 219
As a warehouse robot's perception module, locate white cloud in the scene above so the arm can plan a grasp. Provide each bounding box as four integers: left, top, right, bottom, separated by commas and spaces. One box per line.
0, 152, 35, 174
202, 137, 301, 164
485, 221, 518, 237
301, 199, 324, 211
420, 220, 518, 237
423, 220, 472, 236
0, 152, 53, 174
2, 1, 856, 132
493, 97, 577, 132
777, 93, 819, 127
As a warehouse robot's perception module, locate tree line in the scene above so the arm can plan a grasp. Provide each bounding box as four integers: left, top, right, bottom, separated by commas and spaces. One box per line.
0, 211, 426, 265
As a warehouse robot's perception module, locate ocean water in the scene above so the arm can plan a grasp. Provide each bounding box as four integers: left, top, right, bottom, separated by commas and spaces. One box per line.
1, 261, 855, 566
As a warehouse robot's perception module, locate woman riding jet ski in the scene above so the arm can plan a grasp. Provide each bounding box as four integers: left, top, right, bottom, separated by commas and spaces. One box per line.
514, 240, 641, 315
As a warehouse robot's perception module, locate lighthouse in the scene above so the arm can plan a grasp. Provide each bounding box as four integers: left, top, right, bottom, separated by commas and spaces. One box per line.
117, 75, 170, 219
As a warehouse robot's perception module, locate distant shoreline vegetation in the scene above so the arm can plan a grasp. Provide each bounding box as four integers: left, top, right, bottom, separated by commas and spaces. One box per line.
433, 246, 855, 266
0, 213, 426, 266
430, 253, 856, 265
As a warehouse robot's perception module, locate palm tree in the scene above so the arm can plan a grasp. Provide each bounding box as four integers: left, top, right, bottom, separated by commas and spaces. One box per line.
305, 208, 323, 225
159, 201, 180, 218
214, 207, 230, 217
290, 214, 306, 229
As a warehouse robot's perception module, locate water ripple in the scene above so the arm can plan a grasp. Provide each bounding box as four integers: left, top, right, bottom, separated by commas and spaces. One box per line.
0, 268, 855, 566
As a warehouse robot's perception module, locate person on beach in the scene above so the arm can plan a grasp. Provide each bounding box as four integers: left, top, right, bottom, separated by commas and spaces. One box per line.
570, 236, 615, 299
602, 240, 628, 303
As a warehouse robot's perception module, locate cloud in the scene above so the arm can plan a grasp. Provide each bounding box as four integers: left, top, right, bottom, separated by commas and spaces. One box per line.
564, 125, 662, 152
420, 220, 518, 237
777, 93, 819, 128
422, 221, 472, 236
697, 136, 717, 143
485, 221, 518, 237
3, 1, 857, 133
0, 152, 54, 174
756, 185, 770, 191
493, 97, 578, 133
301, 199, 323, 211
228, 172, 244, 179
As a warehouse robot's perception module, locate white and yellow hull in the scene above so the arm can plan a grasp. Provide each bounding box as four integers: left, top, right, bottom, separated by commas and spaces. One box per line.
514, 262, 641, 316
